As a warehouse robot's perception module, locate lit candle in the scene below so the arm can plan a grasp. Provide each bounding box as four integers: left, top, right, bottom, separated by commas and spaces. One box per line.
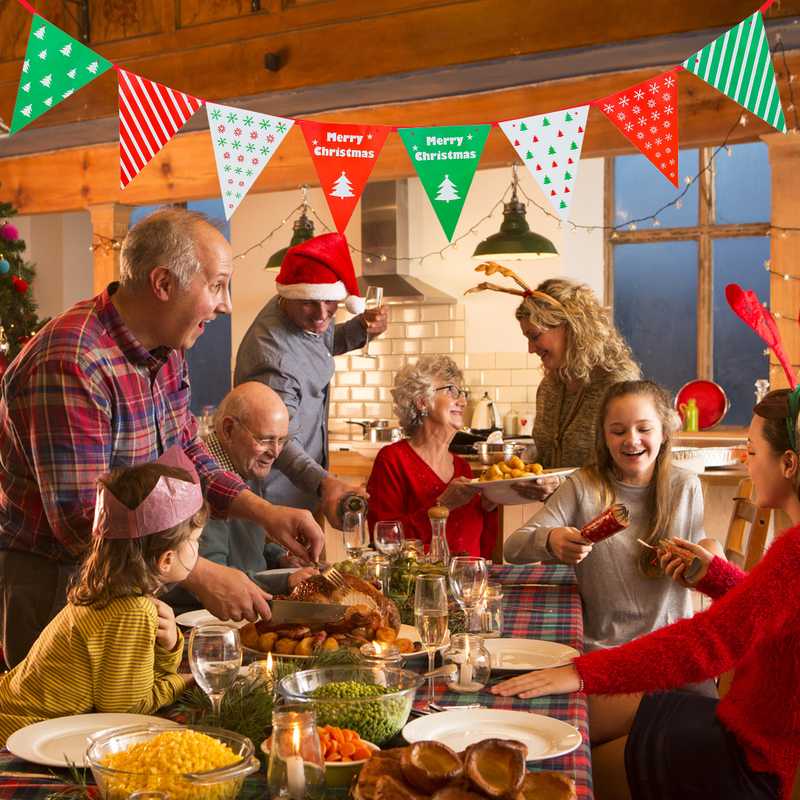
265, 651, 274, 686
286, 727, 305, 798
459, 636, 473, 686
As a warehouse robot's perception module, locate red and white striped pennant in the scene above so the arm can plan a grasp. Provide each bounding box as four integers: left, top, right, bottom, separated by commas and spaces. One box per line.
118, 68, 205, 189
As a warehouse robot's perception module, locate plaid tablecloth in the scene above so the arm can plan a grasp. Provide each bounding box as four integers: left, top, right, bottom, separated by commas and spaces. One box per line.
0, 564, 591, 800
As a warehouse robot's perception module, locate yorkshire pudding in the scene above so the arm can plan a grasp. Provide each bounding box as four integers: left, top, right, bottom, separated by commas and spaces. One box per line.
401, 741, 464, 793
464, 739, 526, 800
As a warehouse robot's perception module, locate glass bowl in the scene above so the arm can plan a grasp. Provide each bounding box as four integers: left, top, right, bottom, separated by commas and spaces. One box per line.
275, 666, 423, 746
86, 724, 260, 800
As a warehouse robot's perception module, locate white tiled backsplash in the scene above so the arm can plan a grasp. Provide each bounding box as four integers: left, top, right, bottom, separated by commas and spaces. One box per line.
329, 304, 544, 443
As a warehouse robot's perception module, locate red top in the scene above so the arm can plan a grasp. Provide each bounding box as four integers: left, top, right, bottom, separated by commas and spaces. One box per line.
366, 440, 497, 559
574, 526, 800, 799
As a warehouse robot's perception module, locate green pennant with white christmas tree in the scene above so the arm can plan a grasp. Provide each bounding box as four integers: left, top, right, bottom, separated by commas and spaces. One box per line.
682, 10, 786, 133
11, 15, 113, 135
397, 124, 491, 241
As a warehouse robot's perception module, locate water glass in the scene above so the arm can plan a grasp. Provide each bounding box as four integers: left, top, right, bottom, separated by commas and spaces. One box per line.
374, 519, 404, 560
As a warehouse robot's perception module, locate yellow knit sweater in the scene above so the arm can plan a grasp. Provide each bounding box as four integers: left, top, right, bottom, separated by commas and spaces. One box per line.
0, 595, 185, 745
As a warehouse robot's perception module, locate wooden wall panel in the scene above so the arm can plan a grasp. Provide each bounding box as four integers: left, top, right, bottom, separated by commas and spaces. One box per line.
179, 0, 257, 29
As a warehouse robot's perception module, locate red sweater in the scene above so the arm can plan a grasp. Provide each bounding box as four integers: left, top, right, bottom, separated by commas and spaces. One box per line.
574, 525, 800, 799
366, 440, 498, 559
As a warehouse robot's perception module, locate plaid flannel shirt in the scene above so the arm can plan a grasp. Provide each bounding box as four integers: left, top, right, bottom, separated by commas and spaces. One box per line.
0, 283, 245, 562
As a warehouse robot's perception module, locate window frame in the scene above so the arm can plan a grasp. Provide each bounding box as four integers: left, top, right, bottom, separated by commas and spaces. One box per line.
604, 147, 770, 381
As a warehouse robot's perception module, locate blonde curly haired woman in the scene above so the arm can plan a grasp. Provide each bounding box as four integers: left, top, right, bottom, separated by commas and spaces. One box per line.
467, 268, 640, 501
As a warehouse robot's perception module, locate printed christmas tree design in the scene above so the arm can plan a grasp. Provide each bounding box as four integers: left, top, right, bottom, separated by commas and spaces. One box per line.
330, 171, 355, 198
435, 174, 460, 203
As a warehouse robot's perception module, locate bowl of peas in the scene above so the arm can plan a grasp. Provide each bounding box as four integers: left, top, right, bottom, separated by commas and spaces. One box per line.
86, 725, 260, 800
275, 666, 423, 746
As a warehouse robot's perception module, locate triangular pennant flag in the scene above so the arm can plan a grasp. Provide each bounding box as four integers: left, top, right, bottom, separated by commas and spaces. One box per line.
500, 106, 589, 221
206, 104, 294, 219
397, 124, 491, 241
118, 68, 205, 189
298, 121, 391, 234
10, 15, 113, 135
594, 68, 680, 187
682, 10, 786, 134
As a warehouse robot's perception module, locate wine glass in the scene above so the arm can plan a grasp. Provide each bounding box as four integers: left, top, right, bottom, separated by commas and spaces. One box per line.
362, 286, 383, 358
374, 520, 404, 560
414, 574, 448, 708
188, 623, 242, 722
449, 556, 488, 632
342, 511, 368, 561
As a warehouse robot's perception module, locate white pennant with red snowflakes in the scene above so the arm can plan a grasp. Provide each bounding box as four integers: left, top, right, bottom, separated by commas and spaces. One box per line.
594, 68, 680, 187
206, 104, 294, 219
499, 106, 589, 221
118, 68, 205, 189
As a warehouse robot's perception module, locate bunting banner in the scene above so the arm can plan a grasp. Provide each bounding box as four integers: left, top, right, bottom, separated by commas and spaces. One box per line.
118, 68, 205, 190
594, 68, 681, 187
398, 124, 491, 241
10, 15, 113, 135
682, 10, 786, 134
499, 106, 589, 221
299, 120, 391, 234
206, 104, 294, 220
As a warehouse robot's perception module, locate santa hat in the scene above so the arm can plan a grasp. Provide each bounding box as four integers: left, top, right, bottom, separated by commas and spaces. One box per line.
276, 233, 365, 315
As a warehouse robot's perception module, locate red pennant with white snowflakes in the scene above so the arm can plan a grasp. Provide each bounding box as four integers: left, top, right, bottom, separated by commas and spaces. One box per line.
118, 68, 205, 189
594, 68, 680, 187
206, 104, 294, 219
499, 106, 589, 221
298, 120, 391, 235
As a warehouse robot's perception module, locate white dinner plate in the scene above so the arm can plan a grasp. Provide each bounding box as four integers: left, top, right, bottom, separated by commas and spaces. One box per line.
483, 638, 580, 671
174, 610, 250, 628
470, 469, 575, 505
403, 709, 582, 761
6, 713, 181, 767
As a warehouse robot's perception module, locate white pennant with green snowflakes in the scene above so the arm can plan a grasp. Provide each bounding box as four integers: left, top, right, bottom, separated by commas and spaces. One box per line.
11, 15, 113, 135
499, 106, 589, 221
681, 10, 786, 134
206, 104, 294, 219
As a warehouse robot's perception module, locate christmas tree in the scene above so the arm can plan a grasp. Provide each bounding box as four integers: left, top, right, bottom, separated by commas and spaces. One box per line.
0, 185, 49, 363
330, 171, 355, 198
435, 174, 459, 203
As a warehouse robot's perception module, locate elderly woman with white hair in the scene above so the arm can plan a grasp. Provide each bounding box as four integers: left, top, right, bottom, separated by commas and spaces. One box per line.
366, 355, 498, 559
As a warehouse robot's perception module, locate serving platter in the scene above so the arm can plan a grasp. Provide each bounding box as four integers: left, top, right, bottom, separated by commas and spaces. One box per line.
469, 469, 575, 505
402, 709, 581, 761
482, 638, 580, 671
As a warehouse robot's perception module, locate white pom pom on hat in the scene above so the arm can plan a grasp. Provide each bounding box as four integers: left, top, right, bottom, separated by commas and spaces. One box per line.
275, 232, 366, 315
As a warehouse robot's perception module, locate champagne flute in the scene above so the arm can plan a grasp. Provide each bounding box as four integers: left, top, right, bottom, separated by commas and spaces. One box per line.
414, 574, 448, 708
362, 286, 383, 358
449, 556, 488, 632
188, 623, 242, 722
373, 520, 404, 560
342, 511, 368, 561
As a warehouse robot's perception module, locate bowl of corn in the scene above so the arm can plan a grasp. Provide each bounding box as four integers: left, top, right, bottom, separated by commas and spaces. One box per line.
86, 725, 260, 800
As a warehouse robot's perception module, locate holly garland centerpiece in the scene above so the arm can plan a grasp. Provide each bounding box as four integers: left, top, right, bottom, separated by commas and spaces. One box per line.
0, 184, 49, 365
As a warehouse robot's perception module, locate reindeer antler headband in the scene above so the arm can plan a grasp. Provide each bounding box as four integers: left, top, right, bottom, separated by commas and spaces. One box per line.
725, 284, 800, 452
464, 262, 564, 309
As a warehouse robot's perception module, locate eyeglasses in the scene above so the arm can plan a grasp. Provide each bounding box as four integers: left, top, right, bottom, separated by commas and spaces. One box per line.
434, 385, 468, 400
233, 418, 293, 451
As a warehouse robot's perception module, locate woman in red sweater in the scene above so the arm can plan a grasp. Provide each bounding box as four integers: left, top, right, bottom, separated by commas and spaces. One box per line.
492, 388, 799, 800
366, 355, 498, 559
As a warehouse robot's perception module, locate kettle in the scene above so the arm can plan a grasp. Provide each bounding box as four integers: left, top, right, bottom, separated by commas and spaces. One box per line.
471, 392, 500, 433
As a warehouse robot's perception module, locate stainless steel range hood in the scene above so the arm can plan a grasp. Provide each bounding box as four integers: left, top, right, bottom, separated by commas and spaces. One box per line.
358, 180, 455, 305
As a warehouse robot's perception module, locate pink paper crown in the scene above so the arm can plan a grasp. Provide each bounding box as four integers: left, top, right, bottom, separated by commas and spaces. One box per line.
92, 446, 204, 539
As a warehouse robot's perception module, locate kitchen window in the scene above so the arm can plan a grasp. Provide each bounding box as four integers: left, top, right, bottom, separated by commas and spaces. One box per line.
606, 142, 771, 426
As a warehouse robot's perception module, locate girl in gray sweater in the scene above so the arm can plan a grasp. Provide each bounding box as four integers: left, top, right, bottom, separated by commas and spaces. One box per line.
505, 380, 723, 652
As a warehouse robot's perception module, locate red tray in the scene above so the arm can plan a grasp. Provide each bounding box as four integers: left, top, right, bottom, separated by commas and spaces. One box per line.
675, 380, 730, 430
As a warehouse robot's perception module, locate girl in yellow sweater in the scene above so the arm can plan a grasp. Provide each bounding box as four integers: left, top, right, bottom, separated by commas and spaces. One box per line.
0, 446, 208, 744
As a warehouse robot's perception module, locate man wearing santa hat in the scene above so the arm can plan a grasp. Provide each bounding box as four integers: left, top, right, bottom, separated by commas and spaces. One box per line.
234, 233, 387, 528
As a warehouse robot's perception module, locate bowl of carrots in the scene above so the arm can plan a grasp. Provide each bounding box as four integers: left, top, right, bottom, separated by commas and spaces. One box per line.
261, 725, 379, 788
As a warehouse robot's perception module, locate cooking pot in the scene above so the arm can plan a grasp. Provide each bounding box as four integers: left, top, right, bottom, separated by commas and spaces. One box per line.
346, 420, 404, 443
472, 441, 526, 466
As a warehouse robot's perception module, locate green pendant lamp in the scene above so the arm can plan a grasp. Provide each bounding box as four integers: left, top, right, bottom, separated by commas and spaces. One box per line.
265, 185, 316, 272
472, 165, 558, 261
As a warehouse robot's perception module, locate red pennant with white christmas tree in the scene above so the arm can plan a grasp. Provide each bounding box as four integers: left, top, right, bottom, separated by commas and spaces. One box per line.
298, 120, 391, 234
499, 106, 589, 221
118, 68, 205, 189
594, 67, 680, 187
206, 103, 294, 219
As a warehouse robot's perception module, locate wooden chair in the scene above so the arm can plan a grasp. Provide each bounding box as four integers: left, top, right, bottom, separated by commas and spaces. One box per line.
724, 478, 771, 573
